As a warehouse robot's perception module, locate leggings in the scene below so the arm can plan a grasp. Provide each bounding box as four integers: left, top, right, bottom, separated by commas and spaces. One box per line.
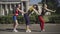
24, 14, 30, 25
38, 15, 45, 30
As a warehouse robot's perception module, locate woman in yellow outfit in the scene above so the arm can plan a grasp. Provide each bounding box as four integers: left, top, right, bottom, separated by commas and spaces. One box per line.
24, 6, 34, 32
24, 4, 40, 32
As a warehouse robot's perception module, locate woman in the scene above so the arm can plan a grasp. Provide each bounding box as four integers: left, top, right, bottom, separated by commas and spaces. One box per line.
33, 4, 55, 32
24, 4, 41, 32
44, 4, 56, 15
24, 4, 42, 32
27, 4, 55, 32
24, 6, 34, 32
13, 4, 25, 32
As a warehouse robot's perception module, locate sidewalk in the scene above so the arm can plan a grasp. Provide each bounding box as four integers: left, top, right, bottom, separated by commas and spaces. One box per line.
0, 24, 60, 34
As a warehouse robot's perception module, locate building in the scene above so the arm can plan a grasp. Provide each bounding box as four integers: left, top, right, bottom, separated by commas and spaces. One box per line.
0, 0, 29, 16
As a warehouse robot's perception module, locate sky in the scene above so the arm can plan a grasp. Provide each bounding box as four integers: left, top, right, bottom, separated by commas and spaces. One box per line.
29, 0, 42, 5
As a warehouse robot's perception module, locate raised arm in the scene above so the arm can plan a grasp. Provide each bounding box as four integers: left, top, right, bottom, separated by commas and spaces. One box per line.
27, 7, 35, 16
17, 8, 26, 14
33, 8, 40, 15
29, 11, 34, 16
44, 4, 55, 12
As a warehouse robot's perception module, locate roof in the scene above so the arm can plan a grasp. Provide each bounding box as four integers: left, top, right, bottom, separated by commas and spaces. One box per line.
0, 0, 21, 2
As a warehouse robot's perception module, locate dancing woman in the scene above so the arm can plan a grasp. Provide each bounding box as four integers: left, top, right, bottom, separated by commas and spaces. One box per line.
13, 4, 25, 32
32, 4, 55, 32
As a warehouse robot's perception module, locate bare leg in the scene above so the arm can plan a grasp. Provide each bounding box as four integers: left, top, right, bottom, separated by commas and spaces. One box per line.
26, 25, 30, 30
13, 20, 19, 32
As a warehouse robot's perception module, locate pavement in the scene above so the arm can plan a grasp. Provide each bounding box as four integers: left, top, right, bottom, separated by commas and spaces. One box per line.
0, 24, 60, 34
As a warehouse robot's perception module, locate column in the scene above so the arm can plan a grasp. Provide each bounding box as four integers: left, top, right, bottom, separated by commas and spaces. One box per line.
1, 4, 5, 16
26, 1, 29, 12
1, 4, 2, 15
0, 4, 1, 16
14, 4, 16, 7
5, 4, 8, 15
10, 4, 13, 11
21, 2, 24, 15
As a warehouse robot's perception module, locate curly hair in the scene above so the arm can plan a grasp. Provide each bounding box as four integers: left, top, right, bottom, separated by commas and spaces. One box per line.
33, 4, 39, 11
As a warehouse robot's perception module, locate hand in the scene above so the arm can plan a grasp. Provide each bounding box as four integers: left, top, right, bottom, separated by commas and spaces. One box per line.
53, 10, 56, 12
23, 12, 27, 14
24, 11, 28, 14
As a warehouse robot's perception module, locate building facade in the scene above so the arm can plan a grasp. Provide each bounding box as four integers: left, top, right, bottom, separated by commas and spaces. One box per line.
0, 0, 29, 16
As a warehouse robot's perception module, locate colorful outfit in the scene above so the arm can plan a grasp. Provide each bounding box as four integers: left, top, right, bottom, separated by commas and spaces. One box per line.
31, 6, 45, 31
24, 6, 34, 25
13, 9, 19, 22
24, 6, 45, 31
38, 15, 45, 31
38, 7, 45, 31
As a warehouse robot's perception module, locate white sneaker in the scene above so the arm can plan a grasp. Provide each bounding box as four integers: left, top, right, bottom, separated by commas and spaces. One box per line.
41, 29, 45, 32
26, 29, 31, 32
13, 29, 18, 32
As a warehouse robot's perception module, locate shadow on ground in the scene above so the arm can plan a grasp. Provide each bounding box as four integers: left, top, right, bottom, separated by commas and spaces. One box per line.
0, 28, 40, 32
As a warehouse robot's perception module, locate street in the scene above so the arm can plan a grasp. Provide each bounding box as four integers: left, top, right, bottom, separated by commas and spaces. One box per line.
0, 24, 60, 34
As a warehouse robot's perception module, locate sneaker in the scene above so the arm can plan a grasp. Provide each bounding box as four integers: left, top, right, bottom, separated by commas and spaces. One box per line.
26, 29, 31, 32
41, 29, 45, 32
13, 29, 18, 32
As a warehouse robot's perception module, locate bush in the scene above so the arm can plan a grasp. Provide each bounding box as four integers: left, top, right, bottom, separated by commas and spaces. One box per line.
0, 15, 60, 24
0, 15, 36, 24
43, 15, 60, 24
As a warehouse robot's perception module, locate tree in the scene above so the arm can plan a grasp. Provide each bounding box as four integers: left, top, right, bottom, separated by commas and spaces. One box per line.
46, 0, 57, 10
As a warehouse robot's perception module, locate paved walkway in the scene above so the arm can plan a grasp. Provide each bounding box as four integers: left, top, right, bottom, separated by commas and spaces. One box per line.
0, 24, 60, 34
